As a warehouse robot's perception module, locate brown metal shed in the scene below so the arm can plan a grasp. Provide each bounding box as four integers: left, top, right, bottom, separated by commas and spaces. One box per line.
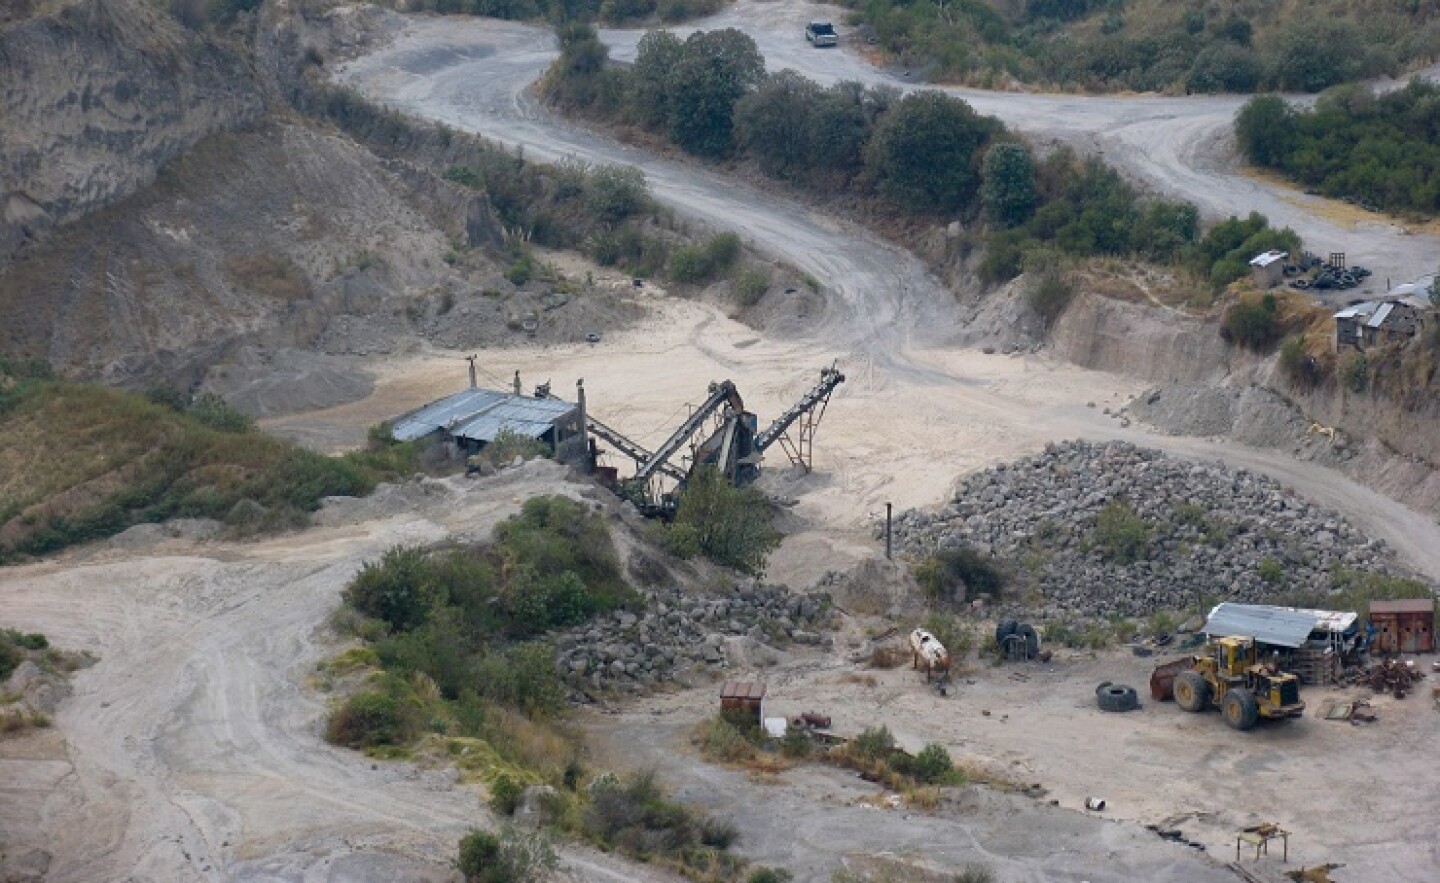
719, 680, 767, 724
1369, 598, 1435, 654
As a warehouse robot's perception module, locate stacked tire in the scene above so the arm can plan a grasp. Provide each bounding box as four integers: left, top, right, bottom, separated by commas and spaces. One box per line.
995, 620, 1039, 659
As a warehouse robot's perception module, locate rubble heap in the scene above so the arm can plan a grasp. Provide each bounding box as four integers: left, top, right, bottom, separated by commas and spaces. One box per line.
892, 440, 1424, 619
552, 582, 833, 695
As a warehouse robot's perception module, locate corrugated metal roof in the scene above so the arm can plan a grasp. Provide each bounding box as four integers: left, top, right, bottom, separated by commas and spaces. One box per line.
451, 396, 575, 443
720, 680, 767, 700
390, 388, 574, 443
1365, 302, 1395, 329
1370, 598, 1435, 615
1204, 602, 1317, 649
1249, 250, 1286, 267
1283, 606, 1358, 634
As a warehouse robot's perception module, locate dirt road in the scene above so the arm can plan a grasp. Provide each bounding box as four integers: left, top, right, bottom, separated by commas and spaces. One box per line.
0, 465, 677, 883
339, 3, 1440, 286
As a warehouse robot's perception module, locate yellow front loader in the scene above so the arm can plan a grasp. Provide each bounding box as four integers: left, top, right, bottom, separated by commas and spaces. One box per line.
1171, 636, 1306, 731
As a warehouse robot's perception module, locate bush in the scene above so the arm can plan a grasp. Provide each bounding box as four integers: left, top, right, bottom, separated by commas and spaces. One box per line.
186, 393, 254, 433
667, 245, 712, 284
704, 232, 742, 270
506, 254, 536, 287
1026, 260, 1073, 328
1279, 335, 1325, 390
733, 267, 770, 306
1093, 498, 1150, 564
898, 743, 954, 785
457, 826, 559, 883
489, 772, 525, 816
852, 725, 896, 761
1222, 294, 1281, 351
0, 636, 23, 682
668, 467, 781, 576
325, 685, 422, 748
913, 546, 1005, 606
748, 869, 794, 883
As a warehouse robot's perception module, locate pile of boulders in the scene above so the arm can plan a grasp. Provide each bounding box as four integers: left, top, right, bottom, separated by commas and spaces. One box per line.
553, 582, 833, 694
891, 440, 1420, 620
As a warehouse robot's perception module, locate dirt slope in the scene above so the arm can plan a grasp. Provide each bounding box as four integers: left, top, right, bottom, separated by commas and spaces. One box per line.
0, 0, 262, 265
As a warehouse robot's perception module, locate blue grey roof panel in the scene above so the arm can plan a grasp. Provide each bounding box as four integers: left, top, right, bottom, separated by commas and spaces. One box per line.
1204, 602, 1317, 649
390, 388, 574, 443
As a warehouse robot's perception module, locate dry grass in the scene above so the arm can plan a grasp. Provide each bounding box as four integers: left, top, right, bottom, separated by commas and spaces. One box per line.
868, 645, 909, 669
839, 673, 879, 687
226, 253, 311, 301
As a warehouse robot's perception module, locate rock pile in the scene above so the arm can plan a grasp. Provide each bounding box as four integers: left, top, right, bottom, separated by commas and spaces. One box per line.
892, 440, 1423, 620
553, 582, 833, 694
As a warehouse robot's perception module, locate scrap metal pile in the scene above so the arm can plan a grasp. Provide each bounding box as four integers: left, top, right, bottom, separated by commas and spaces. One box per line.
1363, 658, 1426, 698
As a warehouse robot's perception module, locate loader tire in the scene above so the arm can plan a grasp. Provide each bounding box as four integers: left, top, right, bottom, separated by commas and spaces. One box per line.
1017, 624, 1039, 659
1174, 671, 1210, 713
1223, 688, 1259, 731
1097, 683, 1139, 713
995, 620, 1018, 647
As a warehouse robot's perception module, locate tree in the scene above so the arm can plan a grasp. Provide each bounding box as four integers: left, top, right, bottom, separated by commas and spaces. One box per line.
627, 30, 684, 130
735, 71, 820, 177
867, 91, 996, 213
584, 165, 647, 224
980, 142, 1037, 227
1235, 96, 1296, 167
667, 29, 765, 157
667, 466, 781, 576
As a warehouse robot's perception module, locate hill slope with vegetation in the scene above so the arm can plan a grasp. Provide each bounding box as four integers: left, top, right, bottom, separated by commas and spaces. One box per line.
846, 0, 1440, 93
0, 359, 417, 562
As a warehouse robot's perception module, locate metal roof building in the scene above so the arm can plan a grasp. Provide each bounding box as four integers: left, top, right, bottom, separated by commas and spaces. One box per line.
389, 387, 587, 466
1204, 602, 1318, 649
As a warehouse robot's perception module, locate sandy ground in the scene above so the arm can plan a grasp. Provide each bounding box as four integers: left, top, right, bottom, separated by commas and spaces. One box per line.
584, 635, 1440, 882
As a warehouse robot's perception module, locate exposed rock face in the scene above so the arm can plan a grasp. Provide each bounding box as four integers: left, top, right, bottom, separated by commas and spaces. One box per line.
1049, 292, 1229, 383
892, 440, 1426, 621
0, 0, 263, 265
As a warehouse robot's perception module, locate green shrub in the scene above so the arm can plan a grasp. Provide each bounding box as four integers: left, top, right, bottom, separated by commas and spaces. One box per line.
913, 546, 1005, 606
457, 827, 559, 883
703, 232, 742, 270
748, 869, 794, 883
0, 636, 23, 682
489, 772, 525, 815
1025, 257, 1073, 328
955, 865, 996, 883
1340, 351, 1369, 393
325, 686, 421, 748
668, 467, 781, 577
1258, 558, 1285, 586
1222, 294, 1281, 351
897, 743, 955, 785
506, 254, 536, 286
1092, 499, 1150, 564
186, 393, 254, 433
853, 725, 896, 761
666, 245, 712, 284
733, 267, 770, 306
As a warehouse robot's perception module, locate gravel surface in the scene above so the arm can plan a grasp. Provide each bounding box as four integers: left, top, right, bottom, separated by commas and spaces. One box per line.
894, 440, 1427, 618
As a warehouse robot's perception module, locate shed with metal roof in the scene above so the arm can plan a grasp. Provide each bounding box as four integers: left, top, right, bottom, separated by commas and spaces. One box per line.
1204, 602, 1316, 649
389, 387, 586, 464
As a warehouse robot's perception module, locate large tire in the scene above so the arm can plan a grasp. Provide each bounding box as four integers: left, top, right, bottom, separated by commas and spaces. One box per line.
1017, 624, 1040, 659
1223, 688, 1260, 731
995, 620, 1018, 646
1097, 683, 1139, 712
1174, 671, 1211, 713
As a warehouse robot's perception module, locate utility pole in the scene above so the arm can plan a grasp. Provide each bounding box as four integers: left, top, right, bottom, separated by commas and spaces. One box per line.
465, 354, 477, 388
885, 502, 893, 560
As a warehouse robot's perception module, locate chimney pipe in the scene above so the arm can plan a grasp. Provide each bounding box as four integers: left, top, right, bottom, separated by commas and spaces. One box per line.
467, 355, 477, 389
513, 370, 522, 396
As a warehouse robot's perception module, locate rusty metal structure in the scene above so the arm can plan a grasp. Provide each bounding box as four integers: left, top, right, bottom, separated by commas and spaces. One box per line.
719, 680, 767, 726
1368, 598, 1435, 654
572, 365, 845, 517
